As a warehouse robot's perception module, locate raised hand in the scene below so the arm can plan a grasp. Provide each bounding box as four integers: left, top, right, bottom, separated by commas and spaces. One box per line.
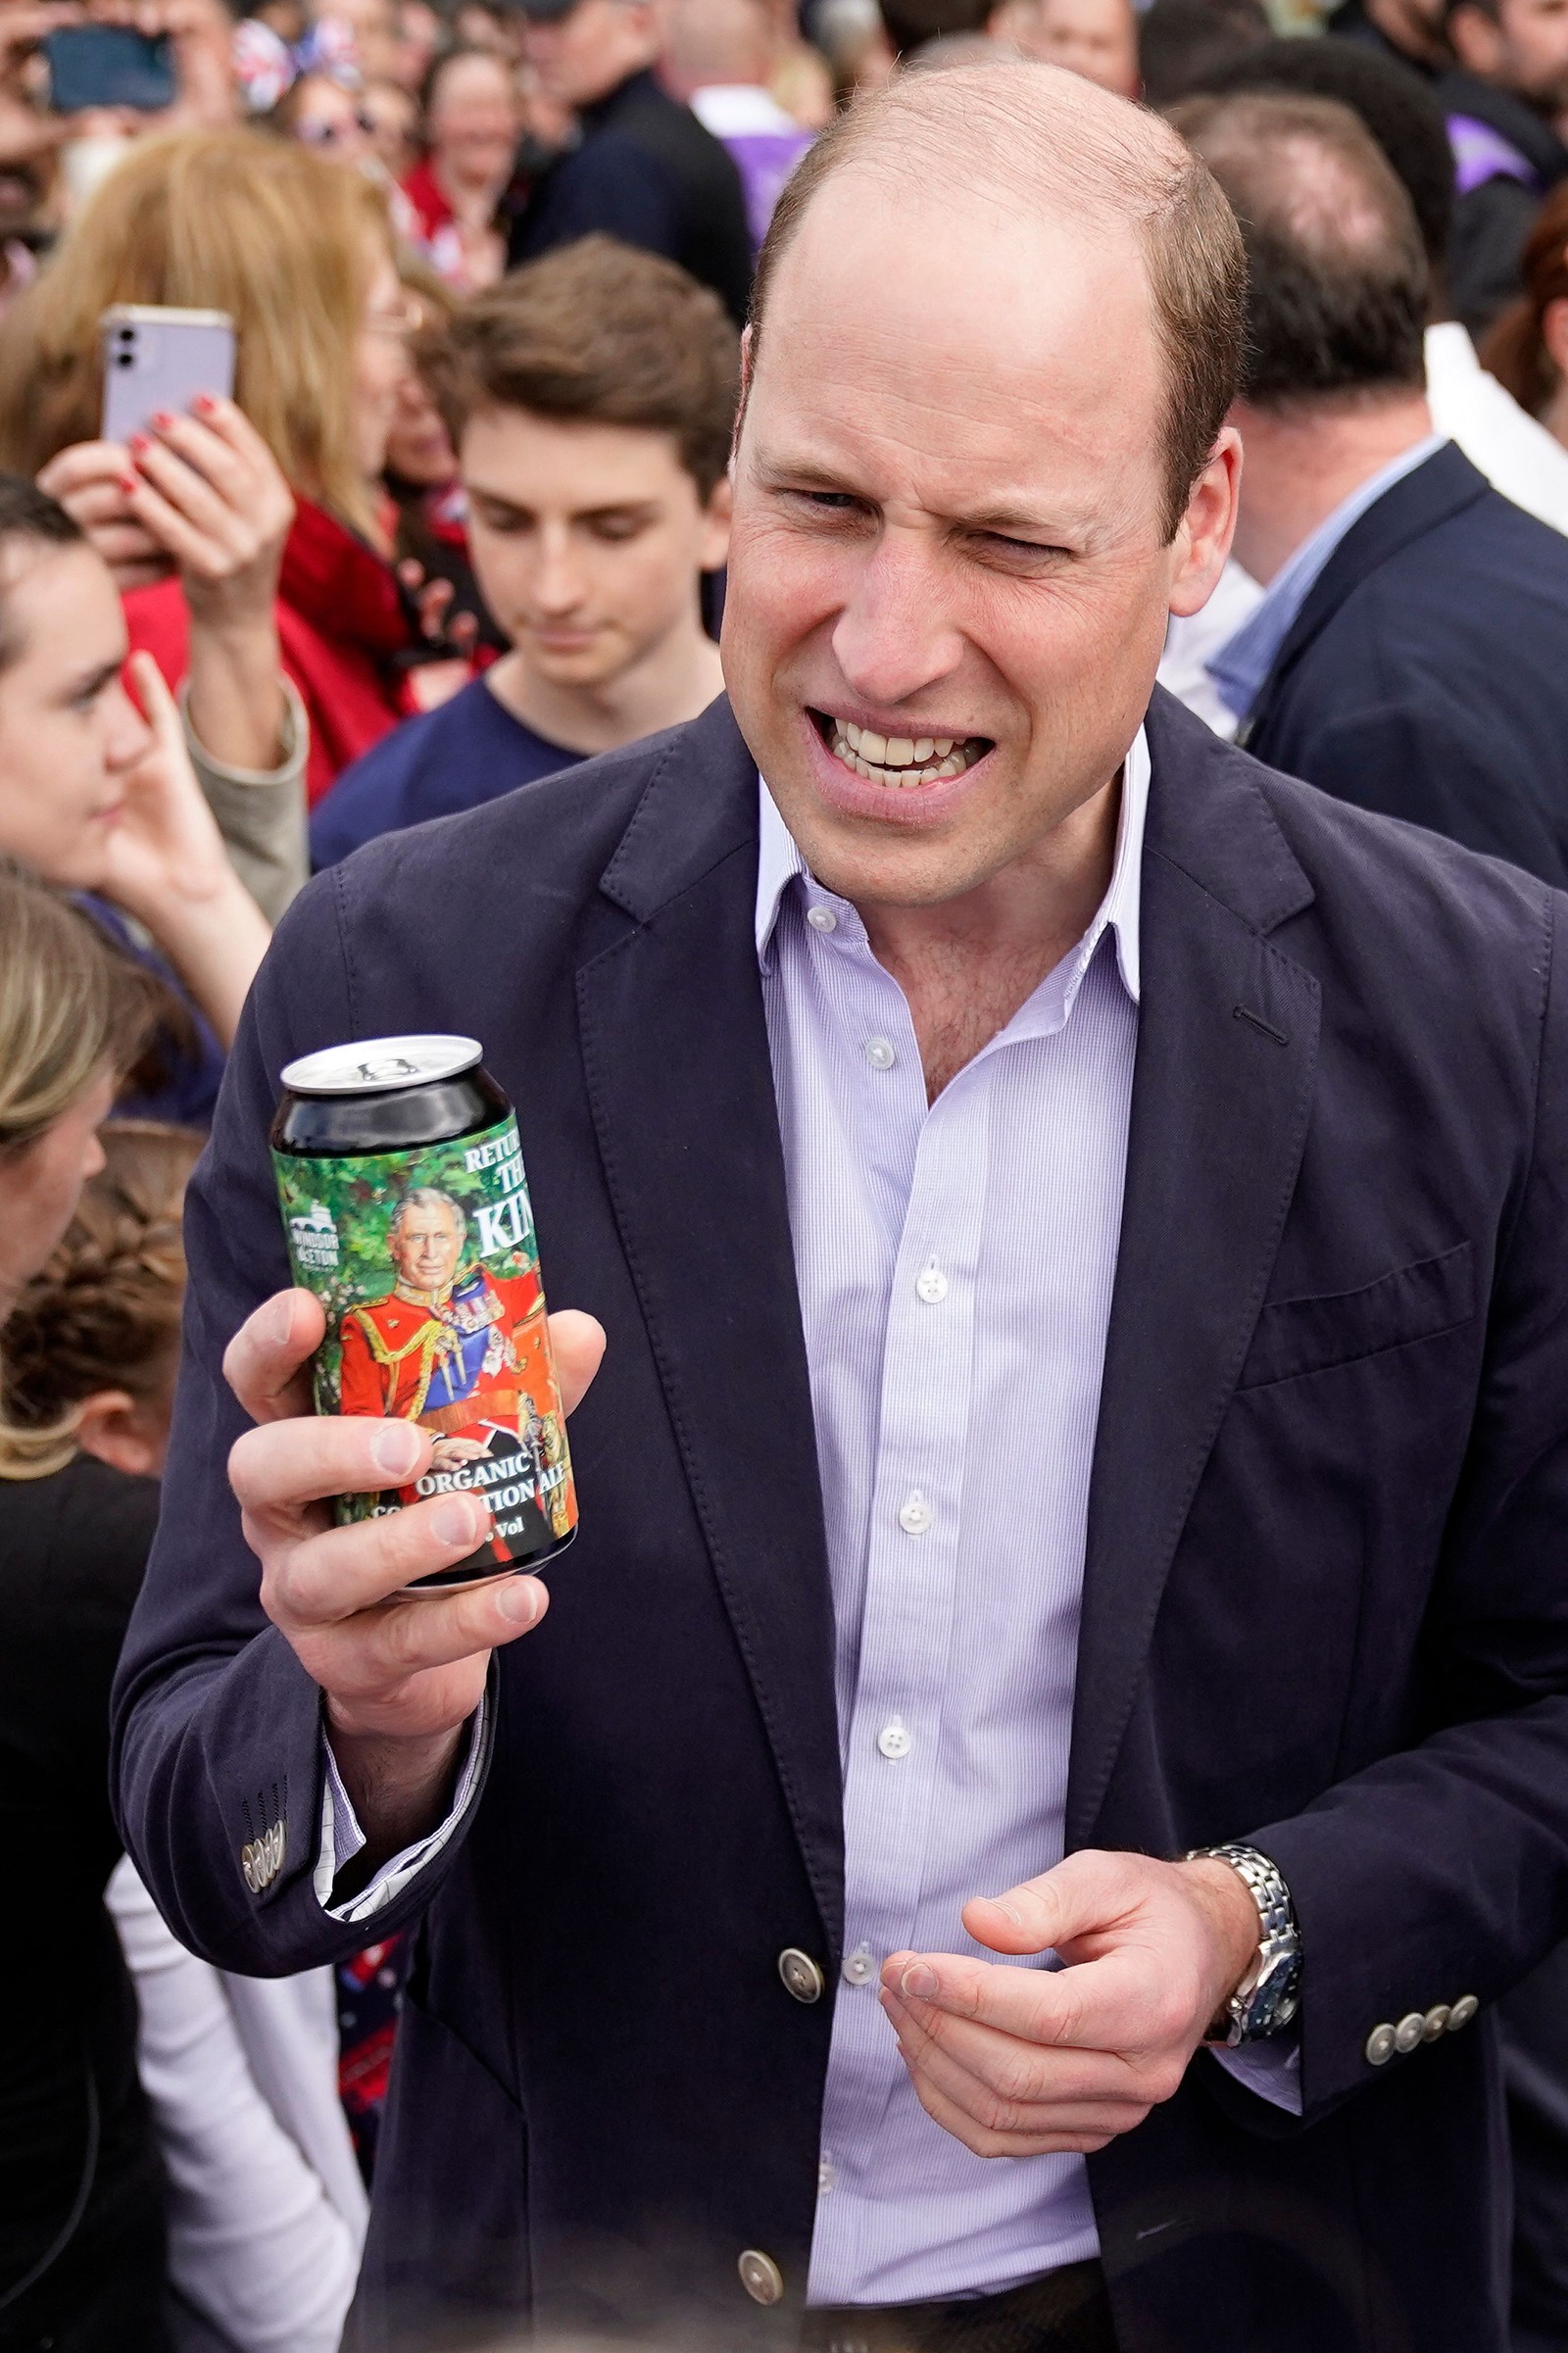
224, 1288, 606, 1865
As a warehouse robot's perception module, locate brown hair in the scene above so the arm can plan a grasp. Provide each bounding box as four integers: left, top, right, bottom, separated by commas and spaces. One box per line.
1173, 91, 1429, 407
0, 862, 158, 1162
748, 59, 1246, 542
437, 236, 741, 501
0, 1121, 202, 1480
1481, 180, 1568, 418
0, 130, 395, 540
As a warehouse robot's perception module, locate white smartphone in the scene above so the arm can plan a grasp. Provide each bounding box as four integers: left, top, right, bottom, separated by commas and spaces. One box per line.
101, 305, 236, 446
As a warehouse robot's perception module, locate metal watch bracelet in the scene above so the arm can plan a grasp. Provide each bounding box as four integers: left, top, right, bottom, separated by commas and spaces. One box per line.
1184, 1841, 1302, 2047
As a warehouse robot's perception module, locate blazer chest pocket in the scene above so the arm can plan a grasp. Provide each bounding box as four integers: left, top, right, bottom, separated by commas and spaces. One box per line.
1237, 1240, 1476, 1391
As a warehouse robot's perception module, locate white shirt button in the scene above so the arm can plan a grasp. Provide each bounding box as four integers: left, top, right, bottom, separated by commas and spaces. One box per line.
807, 903, 838, 933
877, 1719, 913, 1760
842, 1943, 876, 1985
915, 1259, 948, 1303
864, 1036, 897, 1070
898, 1492, 933, 1535
817, 2157, 837, 2195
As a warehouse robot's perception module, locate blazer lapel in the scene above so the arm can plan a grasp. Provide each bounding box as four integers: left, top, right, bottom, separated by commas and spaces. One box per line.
576, 700, 845, 1951
1241, 443, 1491, 750
1067, 694, 1321, 1846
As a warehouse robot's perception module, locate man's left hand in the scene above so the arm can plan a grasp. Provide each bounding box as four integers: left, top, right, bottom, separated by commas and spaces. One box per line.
880, 1849, 1264, 2158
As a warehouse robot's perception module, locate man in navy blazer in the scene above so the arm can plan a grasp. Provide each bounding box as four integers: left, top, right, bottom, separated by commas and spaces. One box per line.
115, 61, 1568, 2353
1180, 87, 1568, 890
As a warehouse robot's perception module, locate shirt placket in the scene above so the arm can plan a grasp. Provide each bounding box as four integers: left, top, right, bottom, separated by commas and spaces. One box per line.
810, 917, 992, 2233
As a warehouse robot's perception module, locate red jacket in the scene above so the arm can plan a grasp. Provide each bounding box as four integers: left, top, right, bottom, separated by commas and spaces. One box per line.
123, 496, 420, 805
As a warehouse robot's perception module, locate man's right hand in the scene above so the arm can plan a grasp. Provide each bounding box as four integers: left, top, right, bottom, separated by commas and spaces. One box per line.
224, 1287, 606, 1864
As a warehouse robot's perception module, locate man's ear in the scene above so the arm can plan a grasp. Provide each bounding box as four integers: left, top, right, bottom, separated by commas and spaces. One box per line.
700, 471, 734, 569
1166, 424, 1243, 620
1446, 1, 1498, 74
74, 1390, 164, 1480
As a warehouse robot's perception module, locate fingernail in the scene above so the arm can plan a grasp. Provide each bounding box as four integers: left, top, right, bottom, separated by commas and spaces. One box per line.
264, 1293, 294, 1348
371, 1421, 422, 1479
119, 475, 138, 495
431, 1495, 481, 1548
192, 392, 217, 414
495, 1574, 541, 1624
151, 410, 173, 430
988, 1899, 1024, 1928
901, 1962, 938, 2000
128, 431, 149, 455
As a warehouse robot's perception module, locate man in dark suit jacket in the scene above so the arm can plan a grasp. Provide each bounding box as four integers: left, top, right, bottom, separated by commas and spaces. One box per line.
507, 0, 754, 324
1179, 87, 1568, 893
114, 61, 1568, 2353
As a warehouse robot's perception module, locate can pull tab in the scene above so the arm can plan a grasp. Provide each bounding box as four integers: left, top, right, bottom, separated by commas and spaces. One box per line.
356, 1054, 421, 1083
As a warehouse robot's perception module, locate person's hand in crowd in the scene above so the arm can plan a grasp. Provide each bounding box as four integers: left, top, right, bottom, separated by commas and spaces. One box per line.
224, 1288, 607, 1870
398, 559, 482, 659
39, 439, 173, 592
880, 1849, 1264, 2156
104, 650, 271, 1045
0, 4, 81, 169
42, 401, 299, 771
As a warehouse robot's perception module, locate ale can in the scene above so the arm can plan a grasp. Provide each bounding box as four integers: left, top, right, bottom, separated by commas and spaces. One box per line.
270, 1034, 577, 1590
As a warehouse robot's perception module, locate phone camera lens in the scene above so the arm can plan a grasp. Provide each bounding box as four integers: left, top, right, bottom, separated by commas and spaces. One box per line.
115, 351, 134, 369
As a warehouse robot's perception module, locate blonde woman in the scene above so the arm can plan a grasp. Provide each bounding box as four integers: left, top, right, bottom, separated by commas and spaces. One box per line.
0, 128, 450, 806
0, 867, 163, 2352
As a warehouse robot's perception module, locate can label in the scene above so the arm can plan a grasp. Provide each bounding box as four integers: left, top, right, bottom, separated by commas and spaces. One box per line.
271, 1113, 575, 1564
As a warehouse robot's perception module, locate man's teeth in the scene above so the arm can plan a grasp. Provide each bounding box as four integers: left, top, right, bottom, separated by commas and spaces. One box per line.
830, 718, 985, 786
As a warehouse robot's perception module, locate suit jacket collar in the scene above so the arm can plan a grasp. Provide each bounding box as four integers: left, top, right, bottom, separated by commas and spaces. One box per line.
1240, 443, 1491, 748
583, 689, 1322, 1897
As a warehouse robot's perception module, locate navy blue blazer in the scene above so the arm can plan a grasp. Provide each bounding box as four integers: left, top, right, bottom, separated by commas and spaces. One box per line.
1240, 441, 1568, 891
113, 689, 1568, 2353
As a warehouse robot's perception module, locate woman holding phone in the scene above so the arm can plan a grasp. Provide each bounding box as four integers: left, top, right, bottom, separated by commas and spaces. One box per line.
0, 128, 461, 811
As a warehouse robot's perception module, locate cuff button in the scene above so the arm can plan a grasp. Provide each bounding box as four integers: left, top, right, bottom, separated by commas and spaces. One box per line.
1422, 2004, 1451, 2041
1394, 2012, 1425, 2055
1365, 2023, 1397, 2066
1448, 1994, 1480, 2031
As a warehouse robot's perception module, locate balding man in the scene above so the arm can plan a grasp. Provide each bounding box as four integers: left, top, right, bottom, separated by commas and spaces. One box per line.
114, 61, 1568, 2353
1180, 89, 1568, 885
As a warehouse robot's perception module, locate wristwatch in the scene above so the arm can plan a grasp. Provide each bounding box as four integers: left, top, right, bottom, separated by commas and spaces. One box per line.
1184, 1841, 1302, 2047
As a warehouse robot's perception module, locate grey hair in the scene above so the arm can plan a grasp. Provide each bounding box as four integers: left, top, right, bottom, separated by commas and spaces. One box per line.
389, 1187, 467, 1248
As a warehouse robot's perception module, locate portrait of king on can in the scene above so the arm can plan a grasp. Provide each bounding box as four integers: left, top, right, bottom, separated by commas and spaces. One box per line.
273, 1116, 576, 1576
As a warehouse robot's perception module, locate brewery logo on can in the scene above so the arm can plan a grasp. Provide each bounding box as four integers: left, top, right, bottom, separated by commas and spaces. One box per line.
270, 1035, 576, 1588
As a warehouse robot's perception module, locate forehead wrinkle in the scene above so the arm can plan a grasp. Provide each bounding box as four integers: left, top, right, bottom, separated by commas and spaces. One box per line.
749, 309, 1154, 540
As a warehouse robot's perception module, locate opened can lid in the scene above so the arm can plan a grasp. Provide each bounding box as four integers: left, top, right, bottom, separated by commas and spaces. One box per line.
279, 1034, 483, 1098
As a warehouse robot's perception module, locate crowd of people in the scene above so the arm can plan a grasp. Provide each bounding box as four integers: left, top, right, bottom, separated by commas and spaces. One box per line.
3, 0, 1568, 2349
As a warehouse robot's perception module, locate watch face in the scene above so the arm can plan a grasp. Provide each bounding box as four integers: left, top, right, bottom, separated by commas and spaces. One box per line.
1245, 1947, 1301, 2036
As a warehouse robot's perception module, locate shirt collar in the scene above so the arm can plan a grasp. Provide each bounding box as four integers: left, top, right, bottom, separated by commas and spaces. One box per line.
755, 724, 1148, 1006
1206, 432, 1447, 721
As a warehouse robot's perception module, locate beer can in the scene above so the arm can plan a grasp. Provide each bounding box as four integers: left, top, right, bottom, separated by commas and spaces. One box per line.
269, 1034, 577, 1590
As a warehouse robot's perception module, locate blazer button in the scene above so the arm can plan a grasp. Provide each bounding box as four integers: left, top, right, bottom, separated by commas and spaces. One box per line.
778, 1948, 825, 2004
1422, 2004, 1451, 2041
1448, 1994, 1480, 2030
1394, 2012, 1425, 2055
1365, 2023, 1397, 2066
739, 2249, 784, 2305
